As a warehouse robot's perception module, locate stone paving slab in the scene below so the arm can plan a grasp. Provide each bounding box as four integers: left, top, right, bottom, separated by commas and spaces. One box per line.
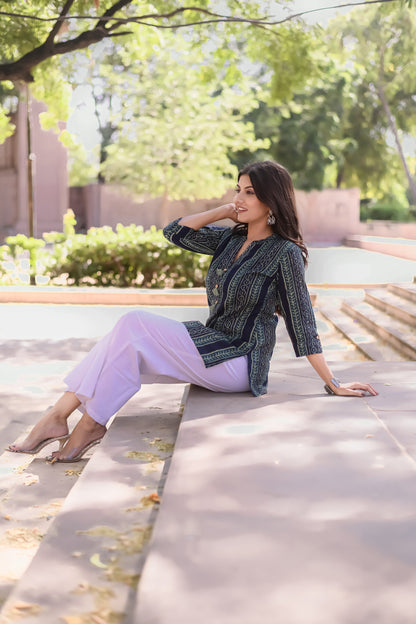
133, 360, 416, 624
0, 384, 185, 624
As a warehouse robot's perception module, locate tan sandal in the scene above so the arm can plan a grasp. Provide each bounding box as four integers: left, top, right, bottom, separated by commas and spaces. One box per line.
47, 437, 104, 463
7, 434, 70, 455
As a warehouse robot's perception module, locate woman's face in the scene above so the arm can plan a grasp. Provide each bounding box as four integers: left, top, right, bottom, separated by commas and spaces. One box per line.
233, 174, 270, 226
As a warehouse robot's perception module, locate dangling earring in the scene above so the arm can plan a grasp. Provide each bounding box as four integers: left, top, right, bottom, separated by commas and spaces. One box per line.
267, 211, 276, 226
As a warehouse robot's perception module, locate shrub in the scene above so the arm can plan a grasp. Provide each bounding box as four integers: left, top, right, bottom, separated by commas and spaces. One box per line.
43, 224, 211, 288
3, 234, 45, 285
360, 200, 415, 222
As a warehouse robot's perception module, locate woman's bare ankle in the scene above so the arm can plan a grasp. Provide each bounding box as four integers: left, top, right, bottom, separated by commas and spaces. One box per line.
49, 392, 81, 422
78, 412, 106, 434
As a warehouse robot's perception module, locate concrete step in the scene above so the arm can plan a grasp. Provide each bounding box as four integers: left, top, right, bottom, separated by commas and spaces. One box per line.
0, 385, 185, 624
344, 235, 416, 261
319, 304, 407, 361
0, 286, 207, 307
342, 298, 416, 360
132, 361, 416, 624
364, 287, 416, 326
0, 448, 82, 609
388, 282, 416, 305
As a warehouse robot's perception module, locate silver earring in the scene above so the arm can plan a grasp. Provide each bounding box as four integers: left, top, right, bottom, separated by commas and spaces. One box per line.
267, 211, 276, 225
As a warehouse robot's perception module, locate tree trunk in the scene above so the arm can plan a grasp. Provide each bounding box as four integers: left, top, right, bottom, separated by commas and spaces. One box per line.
376, 81, 416, 206
336, 168, 344, 189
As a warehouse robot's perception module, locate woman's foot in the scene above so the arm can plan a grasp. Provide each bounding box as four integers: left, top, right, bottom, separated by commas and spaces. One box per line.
49, 412, 106, 463
8, 408, 70, 454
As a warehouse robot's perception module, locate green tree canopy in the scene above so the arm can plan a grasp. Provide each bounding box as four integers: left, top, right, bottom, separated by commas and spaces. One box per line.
235, 1, 416, 203
98, 36, 268, 208
332, 1, 416, 203
0, 0, 300, 141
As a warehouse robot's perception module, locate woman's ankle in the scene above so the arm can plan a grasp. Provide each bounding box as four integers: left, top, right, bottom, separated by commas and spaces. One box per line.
44, 406, 69, 426
78, 412, 106, 433
50, 392, 81, 422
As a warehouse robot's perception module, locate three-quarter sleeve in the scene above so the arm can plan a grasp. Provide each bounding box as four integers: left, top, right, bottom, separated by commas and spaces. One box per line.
163, 218, 230, 256
276, 244, 322, 357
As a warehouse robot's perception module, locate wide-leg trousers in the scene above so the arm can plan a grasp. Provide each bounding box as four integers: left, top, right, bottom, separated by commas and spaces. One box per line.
64, 310, 250, 426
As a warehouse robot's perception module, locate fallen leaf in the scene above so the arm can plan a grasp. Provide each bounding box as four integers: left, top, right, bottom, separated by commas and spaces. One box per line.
61, 616, 84, 624
2, 527, 43, 548
65, 469, 82, 476
90, 553, 108, 569
148, 492, 160, 503
6, 602, 42, 618
23, 473, 39, 486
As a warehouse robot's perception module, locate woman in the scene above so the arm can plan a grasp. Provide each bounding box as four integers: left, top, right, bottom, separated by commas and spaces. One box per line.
8, 161, 377, 462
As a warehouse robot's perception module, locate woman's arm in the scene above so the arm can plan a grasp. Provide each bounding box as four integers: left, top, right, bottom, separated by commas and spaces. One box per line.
306, 353, 378, 397
179, 203, 238, 230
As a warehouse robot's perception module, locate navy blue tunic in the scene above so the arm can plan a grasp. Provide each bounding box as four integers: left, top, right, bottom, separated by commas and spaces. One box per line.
163, 219, 322, 396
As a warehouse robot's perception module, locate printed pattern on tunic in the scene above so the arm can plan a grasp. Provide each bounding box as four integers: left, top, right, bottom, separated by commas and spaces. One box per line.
163, 218, 322, 396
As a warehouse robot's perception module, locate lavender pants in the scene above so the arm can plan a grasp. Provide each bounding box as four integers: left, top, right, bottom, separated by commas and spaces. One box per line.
64, 310, 250, 425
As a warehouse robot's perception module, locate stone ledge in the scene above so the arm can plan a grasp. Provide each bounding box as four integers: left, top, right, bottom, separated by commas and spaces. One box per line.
345, 235, 416, 261
133, 360, 416, 624
0, 286, 320, 307
0, 287, 208, 306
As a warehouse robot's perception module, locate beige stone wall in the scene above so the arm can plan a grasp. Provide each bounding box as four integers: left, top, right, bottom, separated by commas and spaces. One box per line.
71, 183, 362, 244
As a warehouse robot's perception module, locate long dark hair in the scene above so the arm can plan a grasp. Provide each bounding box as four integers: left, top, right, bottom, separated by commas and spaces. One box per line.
237, 160, 308, 265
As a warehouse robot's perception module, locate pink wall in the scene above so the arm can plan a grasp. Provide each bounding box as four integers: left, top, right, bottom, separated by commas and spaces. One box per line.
71, 184, 361, 244
0, 97, 68, 241
296, 188, 360, 244
31, 101, 68, 236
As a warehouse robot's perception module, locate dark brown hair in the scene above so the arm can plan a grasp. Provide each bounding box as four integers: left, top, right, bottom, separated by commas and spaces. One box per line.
237, 160, 308, 265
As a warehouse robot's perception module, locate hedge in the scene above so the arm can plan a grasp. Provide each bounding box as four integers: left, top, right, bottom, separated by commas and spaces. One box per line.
0, 222, 211, 288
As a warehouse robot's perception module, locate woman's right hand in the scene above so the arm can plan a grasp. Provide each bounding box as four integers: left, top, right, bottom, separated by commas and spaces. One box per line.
179, 202, 238, 230
218, 202, 239, 223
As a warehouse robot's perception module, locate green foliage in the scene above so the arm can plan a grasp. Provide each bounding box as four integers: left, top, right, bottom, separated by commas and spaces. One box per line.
0, 81, 17, 141
43, 208, 78, 245
360, 200, 415, 222
99, 36, 268, 200
3, 234, 45, 284
5, 234, 45, 262
0, 1, 295, 142
1, 219, 212, 288
238, 3, 416, 201
43, 224, 211, 288
63, 208, 76, 236
328, 3, 416, 203
263, 23, 320, 103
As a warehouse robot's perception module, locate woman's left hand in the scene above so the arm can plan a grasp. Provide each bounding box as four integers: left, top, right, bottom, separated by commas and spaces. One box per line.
334, 382, 378, 397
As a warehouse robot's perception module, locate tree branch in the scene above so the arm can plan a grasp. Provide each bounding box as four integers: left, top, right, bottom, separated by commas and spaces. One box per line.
0, 0, 403, 83
44, 0, 76, 48
268, 0, 399, 25
95, 0, 133, 31
0, 1, 401, 27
